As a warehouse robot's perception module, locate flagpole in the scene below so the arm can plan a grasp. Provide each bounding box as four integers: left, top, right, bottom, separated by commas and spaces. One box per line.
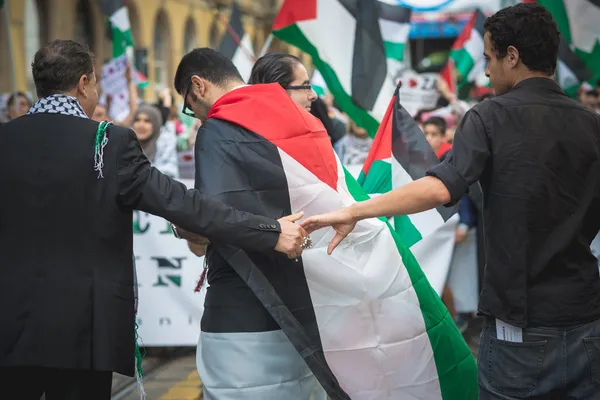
2, 0, 18, 113
258, 33, 274, 58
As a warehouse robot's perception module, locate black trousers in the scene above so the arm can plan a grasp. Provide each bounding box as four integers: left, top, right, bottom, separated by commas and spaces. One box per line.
0, 366, 112, 400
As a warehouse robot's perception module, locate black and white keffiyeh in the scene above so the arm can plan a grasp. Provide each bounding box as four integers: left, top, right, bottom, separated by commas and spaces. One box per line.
27, 94, 89, 119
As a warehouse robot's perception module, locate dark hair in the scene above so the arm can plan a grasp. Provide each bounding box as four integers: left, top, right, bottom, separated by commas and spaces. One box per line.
174, 48, 243, 95
7, 91, 31, 107
31, 40, 95, 98
484, 3, 560, 75
248, 52, 302, 87
423, 116, 447, 135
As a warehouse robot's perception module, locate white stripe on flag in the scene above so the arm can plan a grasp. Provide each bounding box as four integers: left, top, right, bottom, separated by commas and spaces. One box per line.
297, 0, 356, 94
379, 19, 410, 44
463, 29, 484, 62
110, 6, 131, 32
279, 147, 443, 398
232, 34, 255, 83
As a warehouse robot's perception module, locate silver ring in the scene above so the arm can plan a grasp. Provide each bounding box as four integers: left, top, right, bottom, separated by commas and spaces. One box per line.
300, 236, 313, 250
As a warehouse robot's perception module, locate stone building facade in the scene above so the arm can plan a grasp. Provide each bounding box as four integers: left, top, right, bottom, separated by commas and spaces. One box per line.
0, 0, 310, 102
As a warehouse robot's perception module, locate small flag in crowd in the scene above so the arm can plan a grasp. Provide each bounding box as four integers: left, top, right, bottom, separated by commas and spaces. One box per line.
358, 82, 459, 295
98, 0, 147, 87
217, 1, 255, 83
440, 9, 486, 94
273, 0, 411, 137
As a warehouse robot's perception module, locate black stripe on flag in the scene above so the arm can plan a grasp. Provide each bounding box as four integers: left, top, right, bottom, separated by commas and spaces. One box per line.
218, 2, 245, 60
196, 119, 350, 400
473, 8, 486, 35
558, 38, 593, 83
378, 1, 411, 23
392, 88, 457, 221
98, 0, 124, 17
339, 0, 388, 112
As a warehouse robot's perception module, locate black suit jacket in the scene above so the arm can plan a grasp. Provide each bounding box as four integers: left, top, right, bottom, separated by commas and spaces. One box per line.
0, 114, 281, 376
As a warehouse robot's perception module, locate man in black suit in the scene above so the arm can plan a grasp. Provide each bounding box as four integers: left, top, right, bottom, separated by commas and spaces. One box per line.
0, 40, 309, 400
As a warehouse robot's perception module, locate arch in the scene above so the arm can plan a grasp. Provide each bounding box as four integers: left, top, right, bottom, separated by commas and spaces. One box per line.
152, 8, 172, 91
74, 0, 96, 51
183, 16, 197, 54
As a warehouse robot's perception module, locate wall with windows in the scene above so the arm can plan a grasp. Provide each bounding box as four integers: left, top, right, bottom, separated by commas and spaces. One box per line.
0, 0, 310, 103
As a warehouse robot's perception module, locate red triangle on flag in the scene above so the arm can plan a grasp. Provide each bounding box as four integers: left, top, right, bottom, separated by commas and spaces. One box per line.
273, 0, 317, 31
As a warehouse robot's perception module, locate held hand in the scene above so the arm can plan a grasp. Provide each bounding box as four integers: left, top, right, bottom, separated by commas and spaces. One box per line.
301, 208, 357, 255
274, 212, 310, 258
174, 225, 210, 245
187, 241, 208, 257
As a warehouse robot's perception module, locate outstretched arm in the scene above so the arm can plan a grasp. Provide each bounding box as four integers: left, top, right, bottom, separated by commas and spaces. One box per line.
115, 128, 307, 257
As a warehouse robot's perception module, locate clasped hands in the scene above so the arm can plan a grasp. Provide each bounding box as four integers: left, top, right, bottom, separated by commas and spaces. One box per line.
174, 207, 358, 259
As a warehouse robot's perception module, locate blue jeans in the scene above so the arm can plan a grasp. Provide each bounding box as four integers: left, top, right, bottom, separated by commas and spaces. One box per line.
478, 316, 600, 399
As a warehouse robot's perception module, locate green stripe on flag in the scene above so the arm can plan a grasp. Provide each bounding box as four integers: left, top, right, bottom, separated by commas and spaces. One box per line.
449, 47, 476, 84
357, 160, 422, 247
0, 0, 4, 9
344, 166, 478, 399
274, 24, 380, 138
383, 41, 405, 61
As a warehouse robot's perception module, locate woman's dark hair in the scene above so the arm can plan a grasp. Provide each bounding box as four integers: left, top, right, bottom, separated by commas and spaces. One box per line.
7, 91, 31, 107
248, 52, 303, 87
483, 3, 560, 75
31, 40, 95, 98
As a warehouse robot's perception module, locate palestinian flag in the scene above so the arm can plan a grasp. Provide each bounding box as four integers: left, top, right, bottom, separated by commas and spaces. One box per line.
195, 83, 477, 399
359, 84, 459, 297
217, 1, 255, 83
379, 1, 411, 62
440, 9, 486, 94
534, 0, 600, 94
557, 37, 593, 96
98, 0, 148, 87
311, 69, 328, 97
273, 0, 411, 138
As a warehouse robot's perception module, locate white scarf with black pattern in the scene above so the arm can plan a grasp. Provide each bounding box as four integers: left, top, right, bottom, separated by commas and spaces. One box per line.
27, 94, 88, 119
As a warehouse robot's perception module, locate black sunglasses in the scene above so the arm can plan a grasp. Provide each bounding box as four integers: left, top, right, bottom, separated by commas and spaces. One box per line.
181, 81, 196, 118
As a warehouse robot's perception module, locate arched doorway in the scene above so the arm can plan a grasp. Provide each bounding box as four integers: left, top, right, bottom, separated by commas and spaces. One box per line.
152, 9, 171, 91
183, 17, 197, 54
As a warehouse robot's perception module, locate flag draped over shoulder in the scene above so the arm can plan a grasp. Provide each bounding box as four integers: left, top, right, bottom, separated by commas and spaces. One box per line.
217, 1, 255, 82
198, 84, 477, 399
272, 0, 411, 137
359, 85, 459, 295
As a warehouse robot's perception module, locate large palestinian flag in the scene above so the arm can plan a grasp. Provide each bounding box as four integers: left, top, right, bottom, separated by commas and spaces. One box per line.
273, 0, 411, 137
195, 83, 477, 399
217, 1, 255, 82
359, 84, 459, 295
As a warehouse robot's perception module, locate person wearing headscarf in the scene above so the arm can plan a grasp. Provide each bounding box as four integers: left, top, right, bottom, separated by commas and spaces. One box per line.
132, 104, 179, 178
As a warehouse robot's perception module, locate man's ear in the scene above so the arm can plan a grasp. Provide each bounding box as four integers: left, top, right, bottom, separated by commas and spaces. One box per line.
191, 76, 206, 98
506, 45, 520, 68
